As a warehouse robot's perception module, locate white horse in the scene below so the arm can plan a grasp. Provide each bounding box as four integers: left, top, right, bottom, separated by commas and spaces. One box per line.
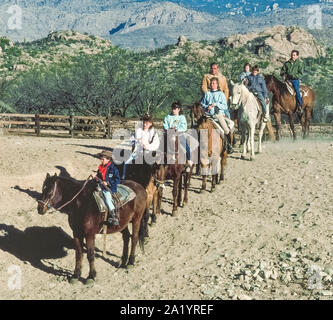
230, 82, 268, 160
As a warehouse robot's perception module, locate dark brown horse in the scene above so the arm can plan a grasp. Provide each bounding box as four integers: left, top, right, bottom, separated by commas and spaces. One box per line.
115, 152, 165, 225
37, 173, 148, 284
153, 130, 193, 217
187, 102, 228, 192
265, 75, 316, 140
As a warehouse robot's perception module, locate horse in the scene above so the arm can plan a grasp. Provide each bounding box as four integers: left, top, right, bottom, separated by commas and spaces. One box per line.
153, 130, 193, 217
264, 74, 316, 140
187, 102, 227, 192
115, 153, 164, 225
230, 82, 275, 160
37, 173, 148, 284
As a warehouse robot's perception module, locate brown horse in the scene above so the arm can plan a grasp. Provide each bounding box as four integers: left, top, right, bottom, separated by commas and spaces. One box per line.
187, 102, 227, 192
115, 158, 162, 227
37, 173, 148, 284
153, 130, 193, 217
264, 75, 315, 140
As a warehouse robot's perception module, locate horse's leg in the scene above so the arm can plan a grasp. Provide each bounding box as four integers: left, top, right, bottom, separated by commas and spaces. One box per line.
258, 122, 266, 153
120, 227, 131, 267
273, 112, 281, 141
200, 164, 207, 192
288, 111, 296, 141
151, 190, 158, 224
177, 174, 182, 207
183, 171, 189, 205
71, 235, 84, 283
250, 125, 255, 160
128, 218, 141, 266
304, 107, 311, 139
172, 177, 180, 216
86, 234, 97, 283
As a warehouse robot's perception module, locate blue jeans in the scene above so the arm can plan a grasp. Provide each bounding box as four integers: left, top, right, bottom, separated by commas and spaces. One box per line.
253, 91, 266, 113
102, 188, 115, 212
179, 134, 190, 161
290, 79, 302, 106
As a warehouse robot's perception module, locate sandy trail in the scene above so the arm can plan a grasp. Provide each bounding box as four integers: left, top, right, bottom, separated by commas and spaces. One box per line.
0, 135, 332, 300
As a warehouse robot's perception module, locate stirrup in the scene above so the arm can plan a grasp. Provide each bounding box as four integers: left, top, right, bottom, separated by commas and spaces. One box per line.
227, 144, 234, 154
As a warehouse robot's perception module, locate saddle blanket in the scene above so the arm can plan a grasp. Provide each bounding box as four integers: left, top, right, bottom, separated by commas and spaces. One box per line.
285, 81, 308, 97
93, 184, 136, 213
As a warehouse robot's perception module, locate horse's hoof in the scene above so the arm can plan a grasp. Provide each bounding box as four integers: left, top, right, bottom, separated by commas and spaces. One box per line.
241, 155, 246, 160
85, 278, 95, 286
69, 277, 79, 285
172, 210, 178, 217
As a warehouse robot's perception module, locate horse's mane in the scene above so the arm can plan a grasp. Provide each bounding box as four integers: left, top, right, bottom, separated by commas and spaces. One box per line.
267, 75, 289, 96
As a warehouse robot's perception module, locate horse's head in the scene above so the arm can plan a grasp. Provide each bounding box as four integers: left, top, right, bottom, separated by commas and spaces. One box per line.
264, 74, 275, 91
186, 101, 204, 124
230, 82, 244, 108
37, 173, 61, 215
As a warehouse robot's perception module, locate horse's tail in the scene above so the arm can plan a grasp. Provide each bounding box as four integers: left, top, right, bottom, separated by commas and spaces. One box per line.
266, 120, 276, 142
139, 207, 149, 253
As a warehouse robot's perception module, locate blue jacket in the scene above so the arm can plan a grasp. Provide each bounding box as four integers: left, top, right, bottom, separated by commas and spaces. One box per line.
201, 90, 229, 117
97, 161, 120, 193
163, 114, 187, 132
246, 74, 268, 99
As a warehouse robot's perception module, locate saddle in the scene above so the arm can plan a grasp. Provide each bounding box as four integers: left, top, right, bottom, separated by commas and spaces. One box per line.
285, 81, 308, 97
93, 184, 136, 214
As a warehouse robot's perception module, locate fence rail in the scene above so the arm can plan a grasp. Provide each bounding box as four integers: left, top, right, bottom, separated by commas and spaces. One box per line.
0, 113, 164, 138
0, 113, 333, 139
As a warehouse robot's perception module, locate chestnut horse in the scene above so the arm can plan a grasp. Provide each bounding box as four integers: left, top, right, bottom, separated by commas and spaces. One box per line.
37, 174, 148, 284
265, 75, 315, 140
187, 102, 227, 192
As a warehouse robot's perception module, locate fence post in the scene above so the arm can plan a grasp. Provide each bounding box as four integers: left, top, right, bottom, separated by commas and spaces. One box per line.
69, 113, 75, 138
107, 114, 111, 139
35, 113, 40, 137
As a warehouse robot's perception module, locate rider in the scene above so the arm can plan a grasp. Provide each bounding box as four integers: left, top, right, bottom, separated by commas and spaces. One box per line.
240, 63, 251, 81
201, 77, 234, 154
280, 49, 304, 116
92, 150, 120, 226
245, 65, 270, 122
201, 62, 229, 101
122, 113, 160, 179
163, 101, 193, 171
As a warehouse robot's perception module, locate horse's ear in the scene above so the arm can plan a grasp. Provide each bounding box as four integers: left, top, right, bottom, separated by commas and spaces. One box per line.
46, 173, 50, 179
54, 173, 57, 177
230, 80, 235, 86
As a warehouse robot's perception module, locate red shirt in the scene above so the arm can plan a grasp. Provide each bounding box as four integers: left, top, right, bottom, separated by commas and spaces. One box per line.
98, 161, 112, 181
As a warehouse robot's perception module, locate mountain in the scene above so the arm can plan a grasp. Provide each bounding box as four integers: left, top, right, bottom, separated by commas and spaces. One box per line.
0, 1, 333, 49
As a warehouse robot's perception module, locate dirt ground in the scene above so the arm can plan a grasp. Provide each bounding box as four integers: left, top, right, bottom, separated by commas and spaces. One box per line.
0, 134, 332, 300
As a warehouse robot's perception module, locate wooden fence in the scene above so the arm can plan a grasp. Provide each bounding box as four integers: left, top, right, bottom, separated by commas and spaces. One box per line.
0, 113, 332, 139
0, 113, 163, 138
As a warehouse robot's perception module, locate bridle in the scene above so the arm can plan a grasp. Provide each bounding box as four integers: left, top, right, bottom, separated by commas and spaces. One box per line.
38, 180, 58, 210
38, 176, 91, 211
154, 177, 165, 190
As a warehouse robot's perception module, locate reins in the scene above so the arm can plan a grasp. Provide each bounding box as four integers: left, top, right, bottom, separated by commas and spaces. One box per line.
39, 175, 92, 211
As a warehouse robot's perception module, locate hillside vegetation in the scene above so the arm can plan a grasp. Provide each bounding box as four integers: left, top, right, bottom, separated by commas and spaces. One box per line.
0, 26, 332, 121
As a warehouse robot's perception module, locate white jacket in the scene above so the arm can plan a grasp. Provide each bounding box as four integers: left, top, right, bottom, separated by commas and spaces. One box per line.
130, 125, 160, 153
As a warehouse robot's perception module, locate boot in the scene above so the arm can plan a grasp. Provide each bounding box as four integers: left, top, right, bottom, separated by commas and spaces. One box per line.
105, 210, 119, 226
296, 101, 303, 117
226, 133, 234, 154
